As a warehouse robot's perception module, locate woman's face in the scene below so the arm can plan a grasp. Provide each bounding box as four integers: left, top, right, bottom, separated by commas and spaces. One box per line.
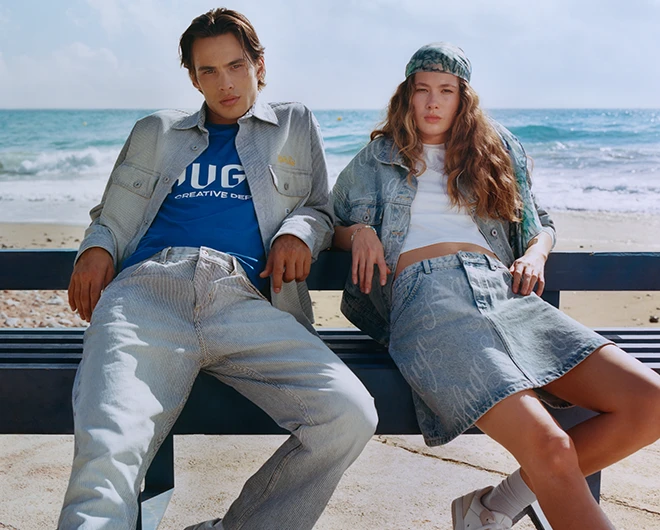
411, 71, 461, 144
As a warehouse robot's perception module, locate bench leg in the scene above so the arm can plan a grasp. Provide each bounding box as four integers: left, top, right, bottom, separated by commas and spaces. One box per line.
518, 471, 601, 530
136, 433, 175, 530
586, 470, 601, 502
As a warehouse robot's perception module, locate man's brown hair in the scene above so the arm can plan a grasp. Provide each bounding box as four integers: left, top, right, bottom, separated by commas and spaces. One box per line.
179, 8, 266, 89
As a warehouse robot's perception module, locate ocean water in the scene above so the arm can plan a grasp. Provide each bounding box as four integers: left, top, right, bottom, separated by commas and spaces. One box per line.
1, 108, 659, 224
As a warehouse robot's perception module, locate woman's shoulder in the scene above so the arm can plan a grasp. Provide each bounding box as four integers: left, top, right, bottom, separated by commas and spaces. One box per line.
365, 135, 395, 156
347, 135, 398, 169
487, 118, 525, 154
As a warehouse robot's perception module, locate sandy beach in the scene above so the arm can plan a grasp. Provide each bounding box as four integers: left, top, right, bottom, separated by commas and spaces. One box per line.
1, 211, 659, 529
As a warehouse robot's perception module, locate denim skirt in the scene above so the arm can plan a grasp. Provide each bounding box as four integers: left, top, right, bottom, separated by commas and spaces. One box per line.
389, 251, 611, 446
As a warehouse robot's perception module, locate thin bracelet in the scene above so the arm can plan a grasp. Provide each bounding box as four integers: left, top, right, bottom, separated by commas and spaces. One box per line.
350, 225, 377, 243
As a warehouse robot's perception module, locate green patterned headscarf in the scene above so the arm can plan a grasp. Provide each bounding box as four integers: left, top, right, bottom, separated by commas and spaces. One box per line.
405, 42, 471, 82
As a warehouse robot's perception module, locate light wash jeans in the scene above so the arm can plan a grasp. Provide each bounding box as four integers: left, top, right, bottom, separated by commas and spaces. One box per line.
58, 247, 377, 530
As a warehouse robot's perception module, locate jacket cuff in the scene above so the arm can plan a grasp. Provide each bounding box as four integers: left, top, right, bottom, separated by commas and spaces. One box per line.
271, 217, 332, 259
541, 226, 557, 250
75, 227, 117, 267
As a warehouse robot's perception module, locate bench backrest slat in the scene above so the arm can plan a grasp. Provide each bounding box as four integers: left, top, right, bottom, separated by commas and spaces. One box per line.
2, 249, 660, 292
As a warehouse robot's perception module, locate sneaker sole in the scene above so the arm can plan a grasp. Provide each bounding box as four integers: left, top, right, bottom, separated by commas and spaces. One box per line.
451, 495, 467, 530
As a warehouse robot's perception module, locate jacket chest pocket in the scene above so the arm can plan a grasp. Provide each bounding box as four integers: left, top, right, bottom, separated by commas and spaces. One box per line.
100, 163, 159, 237
269, 164, 312, 197
269, 164, 312, 215
109, 163, 159, 198
348, 202, 383, 226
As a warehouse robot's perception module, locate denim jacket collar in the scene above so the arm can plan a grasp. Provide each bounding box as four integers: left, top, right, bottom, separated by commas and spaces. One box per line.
374, 136, 409, 170
171, 98, 279, 132
240, 98, 279, 125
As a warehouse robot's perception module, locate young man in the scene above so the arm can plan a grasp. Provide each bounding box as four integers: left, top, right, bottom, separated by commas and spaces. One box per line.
59, 8, 377, 530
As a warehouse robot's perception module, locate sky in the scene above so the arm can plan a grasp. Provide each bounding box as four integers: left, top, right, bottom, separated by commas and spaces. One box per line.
1, 0, 659, 110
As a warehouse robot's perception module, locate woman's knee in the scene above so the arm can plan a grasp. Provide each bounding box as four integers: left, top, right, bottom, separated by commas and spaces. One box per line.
519, 427, 580, 480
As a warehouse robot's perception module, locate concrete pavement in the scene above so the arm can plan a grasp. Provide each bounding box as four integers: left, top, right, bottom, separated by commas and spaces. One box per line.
1, 434, 658, 529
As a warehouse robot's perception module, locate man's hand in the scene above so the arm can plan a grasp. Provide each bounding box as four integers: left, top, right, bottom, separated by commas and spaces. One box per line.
260, 234, 311, 294
68, 247, 114, 322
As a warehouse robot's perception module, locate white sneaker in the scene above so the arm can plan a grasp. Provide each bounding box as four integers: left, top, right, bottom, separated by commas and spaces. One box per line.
451, 486, 513, 530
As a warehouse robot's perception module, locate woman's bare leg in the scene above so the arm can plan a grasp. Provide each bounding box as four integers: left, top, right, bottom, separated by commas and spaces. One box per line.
544, 344, 660, 476
476, 390, 614, 530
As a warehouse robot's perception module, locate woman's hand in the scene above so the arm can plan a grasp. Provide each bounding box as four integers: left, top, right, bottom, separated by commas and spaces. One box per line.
334, 224, 390, 294
509, 231, 553, 296
509, 253, 546, 296
350, 225, 391, 294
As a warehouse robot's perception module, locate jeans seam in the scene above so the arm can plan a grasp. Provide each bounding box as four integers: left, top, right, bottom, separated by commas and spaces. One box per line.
390, 271, 424, 329
232, 440, 305, 529
212, 355, 316, 427
463, 261, 540, 385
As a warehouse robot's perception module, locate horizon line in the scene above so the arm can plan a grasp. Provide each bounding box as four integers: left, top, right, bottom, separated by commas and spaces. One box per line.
2, 106, 660, 112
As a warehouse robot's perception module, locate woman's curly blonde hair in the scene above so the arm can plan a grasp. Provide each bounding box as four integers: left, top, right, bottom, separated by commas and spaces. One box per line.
371, 75, 521, 222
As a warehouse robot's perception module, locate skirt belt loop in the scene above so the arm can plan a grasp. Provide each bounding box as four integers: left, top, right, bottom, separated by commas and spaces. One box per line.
485, 254, 498, 271
422, 260, 432, 274
159, 247, 170, 263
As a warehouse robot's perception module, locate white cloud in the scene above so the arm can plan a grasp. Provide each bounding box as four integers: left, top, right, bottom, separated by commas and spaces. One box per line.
65, 7, 87, 28
1, 43, 166, 108
85, 0, 180, 39
0, 52, 7, 79
85, 0, 123, 34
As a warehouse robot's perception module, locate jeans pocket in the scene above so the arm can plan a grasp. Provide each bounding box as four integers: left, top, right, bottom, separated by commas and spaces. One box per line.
237, 274, 269, 302
390, 271, 424, 328
127, 259, 156, 278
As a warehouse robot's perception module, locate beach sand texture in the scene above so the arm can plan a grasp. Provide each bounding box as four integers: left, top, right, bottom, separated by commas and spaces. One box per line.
1, 211, 659, 528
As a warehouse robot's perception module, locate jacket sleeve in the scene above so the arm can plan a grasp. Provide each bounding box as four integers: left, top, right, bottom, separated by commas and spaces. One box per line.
74, 128, 135, 267
332, 157, 353, 228
271, 110, 335, 260
511, 134, 557, 249
492, 117, 557, 251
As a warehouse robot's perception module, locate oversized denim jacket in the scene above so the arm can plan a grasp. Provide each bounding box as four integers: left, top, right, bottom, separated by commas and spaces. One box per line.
333, 124, 556, 345
77, 99, 334, 332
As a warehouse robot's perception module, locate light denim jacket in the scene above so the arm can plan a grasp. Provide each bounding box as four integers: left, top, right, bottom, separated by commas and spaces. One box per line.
77, 99, 334, 332
333, 124, 555, 345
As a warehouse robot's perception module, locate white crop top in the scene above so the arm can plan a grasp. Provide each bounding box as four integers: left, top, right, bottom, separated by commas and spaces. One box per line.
400, 144, 493, 255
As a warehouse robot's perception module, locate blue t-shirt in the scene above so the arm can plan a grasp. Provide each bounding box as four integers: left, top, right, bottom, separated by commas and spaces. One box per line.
123, 122, 267, 291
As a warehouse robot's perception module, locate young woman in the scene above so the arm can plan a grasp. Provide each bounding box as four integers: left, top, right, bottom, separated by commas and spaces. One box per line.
333, 42, 660, 530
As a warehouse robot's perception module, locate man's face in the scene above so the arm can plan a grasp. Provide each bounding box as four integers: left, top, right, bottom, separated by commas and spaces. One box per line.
190, 33, 264, 124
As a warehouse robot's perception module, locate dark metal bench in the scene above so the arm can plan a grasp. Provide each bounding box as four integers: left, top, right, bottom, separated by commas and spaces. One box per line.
1, 249, 659, 529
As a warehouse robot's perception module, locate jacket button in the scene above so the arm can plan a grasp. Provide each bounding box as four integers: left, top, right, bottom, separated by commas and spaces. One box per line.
164, 177, 170, 183
284, 182, 289, 190
491, 229, 498, 237
133, 181, 142, 188
192, 145, 198, 151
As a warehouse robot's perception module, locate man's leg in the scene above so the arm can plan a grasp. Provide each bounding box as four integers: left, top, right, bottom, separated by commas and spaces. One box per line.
189, 250, 378, 530
58, 256, 202, 529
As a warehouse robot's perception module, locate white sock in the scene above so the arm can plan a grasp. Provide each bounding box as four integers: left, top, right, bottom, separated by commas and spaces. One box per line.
482, 468, 536, 520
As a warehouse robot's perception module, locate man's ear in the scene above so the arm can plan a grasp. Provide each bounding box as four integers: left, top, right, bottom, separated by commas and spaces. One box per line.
256, 57, 266, 84
189, 70, 202, 93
